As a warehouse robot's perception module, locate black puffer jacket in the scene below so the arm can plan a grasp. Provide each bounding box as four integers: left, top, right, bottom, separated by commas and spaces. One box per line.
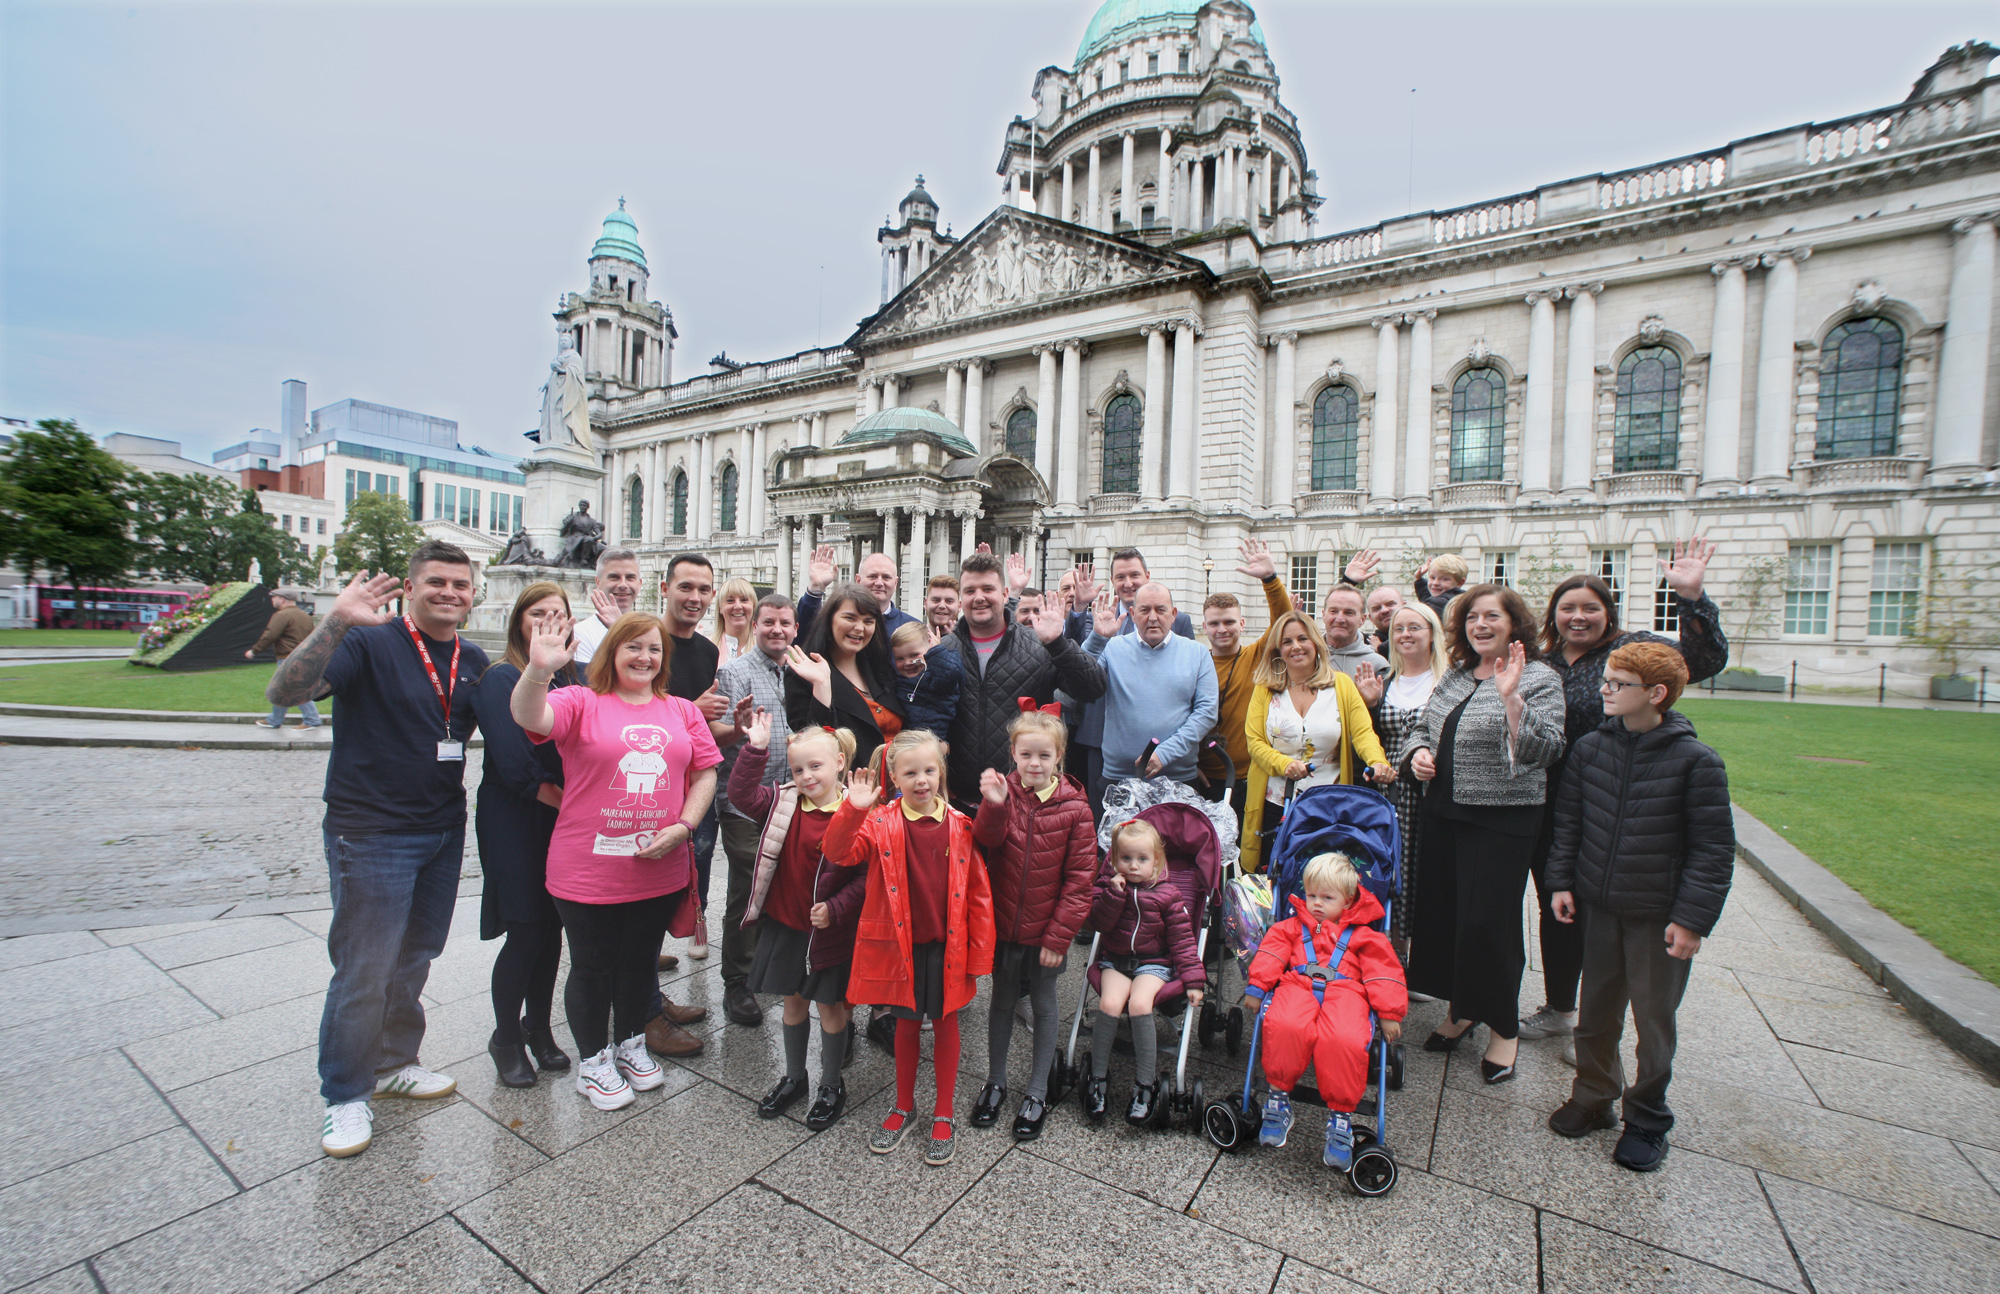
1545, 710, 1735, 935
947, 621, 1106, 802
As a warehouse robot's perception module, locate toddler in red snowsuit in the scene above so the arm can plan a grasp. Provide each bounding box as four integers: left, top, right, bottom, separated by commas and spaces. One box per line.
1242, 852, 1407, 1170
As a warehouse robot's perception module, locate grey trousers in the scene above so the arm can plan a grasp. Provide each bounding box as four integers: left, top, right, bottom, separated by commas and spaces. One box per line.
1569, 904, 1693, 1134
718, 814, 761, 987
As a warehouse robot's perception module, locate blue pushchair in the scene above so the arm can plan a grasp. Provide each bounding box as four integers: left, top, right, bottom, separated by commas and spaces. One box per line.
1202, 783, 1405, 1197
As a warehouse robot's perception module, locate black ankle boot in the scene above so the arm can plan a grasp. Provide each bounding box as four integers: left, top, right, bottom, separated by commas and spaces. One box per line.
522, 1018, 571, 1071
489, 1031, 536, 1088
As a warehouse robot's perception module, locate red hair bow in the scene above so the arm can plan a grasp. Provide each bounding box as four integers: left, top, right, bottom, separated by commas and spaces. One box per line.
1017, 697, 1061, 716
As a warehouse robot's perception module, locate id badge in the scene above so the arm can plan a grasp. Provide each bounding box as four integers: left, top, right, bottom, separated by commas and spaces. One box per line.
436, 740, 465, 762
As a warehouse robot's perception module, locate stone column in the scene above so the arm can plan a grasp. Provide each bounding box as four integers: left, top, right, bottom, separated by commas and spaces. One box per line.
1169, 319, 1200, 500
1141, 325, 1169, 499
1058, 339, 1087, 506
1062, 158, 1074, 224
1404, 311, 1434, 504
1522, 291, 1558, 497
749, 422, 767, 534
1562, 284, 1601, 495
1119, 131, 1135, 228
863, 376, 882, 418
691, 433, 710, 543
1703, 261, 1749, 488
878, 508, 898, 577
1157, 128, 1173, 229
880, 248, 892, 305
1035, 345, 1059, 484
883, 373, 902, 409
1934, 213, 1998, 477
1271, 331, 1298, 510
1371, 316, 1401, 504
813, 412, 827, 450
957, 509, 976, 568
777, 518, 793, 596
801, 514, 817, 573
905, 508, 928, 614
963, 359, 986, 453
1753, 248, 1808, 486
943, 364, 964, 429
643, 441, 661, 543
1217, 148, 1234, 225
1087, 143, 1102, 231
1022, 527, 1038, 589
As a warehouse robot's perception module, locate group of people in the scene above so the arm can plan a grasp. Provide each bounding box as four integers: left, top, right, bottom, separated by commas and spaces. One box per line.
280, 529, 1738, 1177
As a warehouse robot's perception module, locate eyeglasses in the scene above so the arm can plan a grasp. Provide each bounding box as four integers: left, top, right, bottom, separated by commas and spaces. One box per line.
1600, 679, 1643, 694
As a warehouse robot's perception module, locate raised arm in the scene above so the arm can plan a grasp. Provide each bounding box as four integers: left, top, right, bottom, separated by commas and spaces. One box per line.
265, 572, 400, 705
509, 615, 576, 737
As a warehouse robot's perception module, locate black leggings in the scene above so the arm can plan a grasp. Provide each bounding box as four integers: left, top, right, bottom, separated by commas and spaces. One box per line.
1530, 811, 1587, 1014
553, 891, 681, 1057
489, 920, 561, 1045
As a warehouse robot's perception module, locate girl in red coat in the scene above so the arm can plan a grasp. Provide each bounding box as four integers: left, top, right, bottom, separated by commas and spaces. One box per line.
1085, 820, 1205, 1127
1243, 852, 1407, 1171
970, 706, 1096, 1142
823, 728, 995, 1167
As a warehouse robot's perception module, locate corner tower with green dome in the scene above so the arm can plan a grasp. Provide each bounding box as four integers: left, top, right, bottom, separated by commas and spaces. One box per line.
553, 199, 679, 402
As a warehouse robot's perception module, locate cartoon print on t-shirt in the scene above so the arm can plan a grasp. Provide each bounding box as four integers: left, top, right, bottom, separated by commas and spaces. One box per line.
614, 724, 672, 807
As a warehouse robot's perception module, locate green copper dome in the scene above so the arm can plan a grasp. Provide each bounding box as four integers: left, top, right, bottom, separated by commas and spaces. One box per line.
1076, 0, 1265, 67
590, 199, 647, 269
840, 406, 976, 457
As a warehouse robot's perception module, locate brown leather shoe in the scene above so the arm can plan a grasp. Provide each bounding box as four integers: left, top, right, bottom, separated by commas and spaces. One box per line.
656, 953, 680, 973
657, 996, 707, 1026
644, 1013, 704, 1057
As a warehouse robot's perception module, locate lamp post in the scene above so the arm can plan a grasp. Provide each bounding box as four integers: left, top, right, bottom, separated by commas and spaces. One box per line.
1202, 557, 1215, 597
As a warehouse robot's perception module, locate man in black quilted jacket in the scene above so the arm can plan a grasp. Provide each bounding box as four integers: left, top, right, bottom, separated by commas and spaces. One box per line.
1543, 641, 1734, 1173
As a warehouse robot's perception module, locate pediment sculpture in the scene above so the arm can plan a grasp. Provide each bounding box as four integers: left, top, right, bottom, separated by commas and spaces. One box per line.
876, 216, 1177, 338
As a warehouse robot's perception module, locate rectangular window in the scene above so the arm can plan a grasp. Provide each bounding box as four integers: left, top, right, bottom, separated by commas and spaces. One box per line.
1118, 60, 1129, 82
1785, 544, 1835, 635
344, 469, 356, 505
1589, 548, 1627, 620
511, 495, 523, 532
1869, 542, 1922, 637
1488, 551, 1516, 588
1652, 577, 1680, 635
436, 483, 455, 524
281, 515, 291, 531
317, 518, 326, 535
465, 488, 480, 529
1178, 48, 1190, 72
1290, 555, 1320, 617
1072, 549, 1094, 571
1147, 52, 1159, 76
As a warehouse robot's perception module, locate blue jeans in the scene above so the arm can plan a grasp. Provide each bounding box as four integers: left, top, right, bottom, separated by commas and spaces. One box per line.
269, 698, 321, 726
318, 826, 464, 1103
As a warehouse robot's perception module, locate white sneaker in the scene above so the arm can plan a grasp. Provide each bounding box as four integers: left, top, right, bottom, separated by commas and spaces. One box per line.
321, 1099, 374, 1157
373, 1063, 456, 1099
615, 1033, 666, 1091
577, 1047, 635, 1110
1518, 1004, 1575, 1040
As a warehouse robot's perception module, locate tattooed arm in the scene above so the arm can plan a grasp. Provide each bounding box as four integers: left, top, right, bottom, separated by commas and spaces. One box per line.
266, 573, 402, 706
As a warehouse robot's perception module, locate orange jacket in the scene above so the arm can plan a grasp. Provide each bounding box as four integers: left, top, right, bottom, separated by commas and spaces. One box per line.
1245, 889, 1407, 1023
823, 799, 995, 1014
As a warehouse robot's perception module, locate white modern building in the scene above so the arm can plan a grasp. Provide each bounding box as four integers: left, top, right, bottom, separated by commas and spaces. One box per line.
522, 0, 2000, 694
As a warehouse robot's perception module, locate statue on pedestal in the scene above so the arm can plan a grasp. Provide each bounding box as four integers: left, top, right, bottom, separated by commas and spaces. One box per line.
539, 329, 591, 449
555, 500, 605, 569
496, 528, 549, 567
319, 549, 339, 588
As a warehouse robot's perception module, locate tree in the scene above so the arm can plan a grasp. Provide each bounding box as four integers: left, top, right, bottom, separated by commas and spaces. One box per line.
1727, 553, 1790, 668
131, 472, 312, 586
1905, 548, 2000, 679
0, 419, 135, 626
332, 490, 425, 579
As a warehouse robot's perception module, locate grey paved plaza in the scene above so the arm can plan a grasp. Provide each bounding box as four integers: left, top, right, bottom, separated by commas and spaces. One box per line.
2, 746, 1998, 1293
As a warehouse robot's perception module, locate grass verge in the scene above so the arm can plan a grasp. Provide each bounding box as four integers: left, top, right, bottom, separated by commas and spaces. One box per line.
1680, 699, 2000, 986
0, 630, 143, 647
0, 658, 286, 711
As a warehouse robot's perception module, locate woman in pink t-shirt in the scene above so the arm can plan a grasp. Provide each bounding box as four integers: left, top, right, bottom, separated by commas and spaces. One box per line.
513, 610, 720, 1111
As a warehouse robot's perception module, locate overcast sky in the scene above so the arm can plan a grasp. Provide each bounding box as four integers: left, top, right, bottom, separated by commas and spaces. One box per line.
3, 0, 1992, 463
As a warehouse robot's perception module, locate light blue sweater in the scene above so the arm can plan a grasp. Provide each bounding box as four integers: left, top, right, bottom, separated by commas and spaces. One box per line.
1084, 629, 1219, 783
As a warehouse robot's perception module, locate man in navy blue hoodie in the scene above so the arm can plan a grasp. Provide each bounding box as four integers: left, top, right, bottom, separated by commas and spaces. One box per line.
1544, 641, 1734, 1173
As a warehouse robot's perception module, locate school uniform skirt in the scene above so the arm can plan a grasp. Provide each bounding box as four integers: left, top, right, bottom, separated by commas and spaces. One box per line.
746, 919, 852, 1006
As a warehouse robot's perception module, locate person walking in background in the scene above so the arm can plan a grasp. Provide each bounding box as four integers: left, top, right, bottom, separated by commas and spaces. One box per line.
266, 542, 486, 1159
247, 590, 321, 729
472, 581, 580, 1088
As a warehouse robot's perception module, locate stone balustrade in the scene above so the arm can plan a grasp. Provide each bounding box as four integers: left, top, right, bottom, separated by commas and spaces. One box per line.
1599, 470, 1699, 502
1296, 489, 1365, 517
1433, 195, 1537, 244
1599, 155, 1728, 209
1435, 481, 1518, 509
1796, 456, 1928, 491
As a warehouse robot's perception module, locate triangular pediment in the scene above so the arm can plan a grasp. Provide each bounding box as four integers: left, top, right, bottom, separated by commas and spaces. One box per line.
855, 208, 1210, 347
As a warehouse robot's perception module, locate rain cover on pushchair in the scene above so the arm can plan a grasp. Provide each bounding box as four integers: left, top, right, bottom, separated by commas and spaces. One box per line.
1098, 777, 1240, 874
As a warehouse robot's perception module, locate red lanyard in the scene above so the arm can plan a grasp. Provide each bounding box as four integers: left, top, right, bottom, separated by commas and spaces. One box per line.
403, 615, 462, 732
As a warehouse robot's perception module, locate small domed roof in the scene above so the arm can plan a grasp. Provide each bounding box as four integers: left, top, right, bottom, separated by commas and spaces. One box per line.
903, 175, 936, 208
1076, 0, 1265, 66
590, 199, 647, 269
839, 406, 975, 457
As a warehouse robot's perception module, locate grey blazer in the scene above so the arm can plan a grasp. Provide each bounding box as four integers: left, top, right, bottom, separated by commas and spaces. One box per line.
1408, 661, 1567, 806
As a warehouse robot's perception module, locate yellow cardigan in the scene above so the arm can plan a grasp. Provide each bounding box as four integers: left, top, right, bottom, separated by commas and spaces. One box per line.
1239, 671, 1388, 873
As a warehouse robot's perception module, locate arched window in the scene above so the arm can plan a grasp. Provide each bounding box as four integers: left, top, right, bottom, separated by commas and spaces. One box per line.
1310, 385, 1359, 491
1612, 347, 1682, 472
670, 470, 688, 535
1449, 368, 1506, 483
1817, 318, 1903, 459
1006, 407, 1037, 461
717, 462, 739, 531
1101, 393, 1142, 493
626, 476, 643, 538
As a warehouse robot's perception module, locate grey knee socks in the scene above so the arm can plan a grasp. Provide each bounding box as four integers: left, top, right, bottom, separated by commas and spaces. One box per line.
783, 1019, 809, 1082
819, 1021, 846, 1087
1023, 973, 1061, 1101
1090, 1006, 1117, 1079
1131, 1012, 1158, 1084
987, 975, 1022, 1087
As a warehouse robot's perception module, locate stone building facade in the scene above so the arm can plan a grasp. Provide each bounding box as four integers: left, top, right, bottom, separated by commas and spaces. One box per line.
523, 1, 2000, 693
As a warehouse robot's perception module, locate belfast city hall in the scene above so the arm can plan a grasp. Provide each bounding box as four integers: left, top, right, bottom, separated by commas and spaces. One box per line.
513, 0, 2000, 689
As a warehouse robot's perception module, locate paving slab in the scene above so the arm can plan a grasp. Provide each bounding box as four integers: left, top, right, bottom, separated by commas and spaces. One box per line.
169, 935, 334, 1017
0, 984, 215, 1079
1762, 1174, 2000, 1294
1784, 1042, 2000, 1151
303, 1216, 532, 1294
133, 913, 315, 970
0, 929, 105, 972
124, 989, 326, 1091
0, 1050, 181, 1190
1537, 1213, 1796, 1294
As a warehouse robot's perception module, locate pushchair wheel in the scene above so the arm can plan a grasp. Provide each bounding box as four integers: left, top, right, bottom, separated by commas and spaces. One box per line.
1225, 1006, 1244, 1056
1349, 1147, 1398, 1196
1151, 1078, 1176, 1129
1046, 1055, 1071, 1103
1198, 999, 1219, 1050
1186, 1078, 1205, 1132
1387, 1043, 1405, 1091
1202, 1097, 1257, 1152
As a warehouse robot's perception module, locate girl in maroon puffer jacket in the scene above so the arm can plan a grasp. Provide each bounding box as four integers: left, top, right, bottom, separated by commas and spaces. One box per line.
1084, 819, 1206, 1127
969, 707, 1097, 1142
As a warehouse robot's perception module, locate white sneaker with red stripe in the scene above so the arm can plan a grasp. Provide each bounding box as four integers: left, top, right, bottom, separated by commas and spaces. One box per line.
577, 1047, 635, 1110
615, 1033, 666, 1091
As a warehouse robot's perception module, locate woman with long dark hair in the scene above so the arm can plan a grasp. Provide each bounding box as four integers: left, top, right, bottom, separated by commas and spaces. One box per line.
784, 581, 908, 776
1519, 540, 1727, 1054
1405, 585, 1567, 1084
472, 581, 580, 1086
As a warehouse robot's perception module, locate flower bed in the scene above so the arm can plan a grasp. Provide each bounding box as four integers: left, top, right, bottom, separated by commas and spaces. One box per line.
131, 582, 258, 668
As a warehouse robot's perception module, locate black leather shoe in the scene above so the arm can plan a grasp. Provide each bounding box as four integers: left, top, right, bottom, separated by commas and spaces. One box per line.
1082, 1075, 1110, 1124
865, 1011, 897, 1055
489, 1032, 536, 1088
724, 981, 764, 1026
1011, 1095, 1048, 1141
1614, 1124, 1669, 1172
805, 1081, 847, 1131
1480, 1058, 1516, 1085
1125, 1080, 1161, 1127
1547, 1100, 1617, 1138
758, 1075, 807, 1119
969, 1082, 1007, 1128
1424, 1020, 1475, 1053
521, 1019, 570, 1072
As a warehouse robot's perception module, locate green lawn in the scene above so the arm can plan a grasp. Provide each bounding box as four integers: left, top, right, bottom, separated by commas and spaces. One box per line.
1680, 699, 2000, 986
0, 629, 143, 647
0, 658, 287, 711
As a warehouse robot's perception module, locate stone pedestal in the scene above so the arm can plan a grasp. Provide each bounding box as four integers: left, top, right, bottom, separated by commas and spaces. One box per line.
477, 563, 599, 636
523, 443, 605, 559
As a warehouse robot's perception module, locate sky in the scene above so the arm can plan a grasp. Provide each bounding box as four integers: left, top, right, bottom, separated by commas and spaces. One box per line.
3, 0, 1993, 465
